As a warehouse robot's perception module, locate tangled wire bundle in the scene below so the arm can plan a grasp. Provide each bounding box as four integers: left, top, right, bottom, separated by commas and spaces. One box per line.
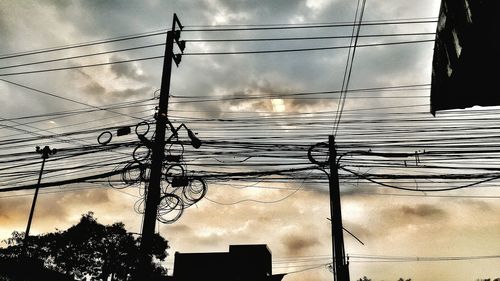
102, 121, 207, 224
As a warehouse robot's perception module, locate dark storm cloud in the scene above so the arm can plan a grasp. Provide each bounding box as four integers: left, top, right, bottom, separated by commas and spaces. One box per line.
109, 86, 154, 100
109, 56, 147, 81
166, 224, 192, 234
362, 202, 450, 238
399, 204, 447, 218
223, 78, 293, 106
343, 222, 373, 241
0, 6, 11, 39
72, 65, 153, 103
378, 203, 448, 223
281, 233, 320, 255
352, 42, 434, 86
41, 0, 153, 39
83, 81, 106, 96
215, 78, 332, 113
38, 0, 256, 42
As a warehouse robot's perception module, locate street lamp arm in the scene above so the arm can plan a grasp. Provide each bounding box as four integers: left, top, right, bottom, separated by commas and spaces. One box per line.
165, 120, 201, 149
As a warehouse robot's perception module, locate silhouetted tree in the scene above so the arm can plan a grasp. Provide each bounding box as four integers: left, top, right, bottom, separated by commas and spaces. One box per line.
0, 212, 168, 281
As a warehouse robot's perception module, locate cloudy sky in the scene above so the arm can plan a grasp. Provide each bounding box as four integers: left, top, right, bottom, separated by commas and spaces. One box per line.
1, 0, 500, 280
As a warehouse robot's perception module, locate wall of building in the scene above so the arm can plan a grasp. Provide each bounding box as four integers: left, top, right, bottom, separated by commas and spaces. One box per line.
431, 0, 499, 115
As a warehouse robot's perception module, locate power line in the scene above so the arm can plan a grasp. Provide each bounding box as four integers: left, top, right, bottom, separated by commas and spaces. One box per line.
0, 43, 165, 71
353, 192, 500, 199
183, 39, 435, 56
334, 0, 367, 136
0, 34, 435, 72
0, 97, 153, 126
170, 84, 430, 102
0, 79, 147, 121
276, 263, 329, 275
274, 253, 500, 263
348, 254, 500, 262
0, 18, 436, 61
0, 39, 434, 76
183, 19, 437, 32
0, 29, 167, 60
0, 56, 163, 77
184, 17, 437, 28
185, 32, 436, 43
341, 166, 500, 192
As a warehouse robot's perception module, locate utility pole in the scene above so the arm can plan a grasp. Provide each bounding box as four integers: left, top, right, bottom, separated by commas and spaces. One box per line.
135, 14, 184, 280
25, 145, 56, 240
308, 136, 350, 281
328, 135, 349, 281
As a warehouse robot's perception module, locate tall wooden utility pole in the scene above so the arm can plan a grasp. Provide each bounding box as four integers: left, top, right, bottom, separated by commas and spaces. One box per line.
135, 14, 184, 280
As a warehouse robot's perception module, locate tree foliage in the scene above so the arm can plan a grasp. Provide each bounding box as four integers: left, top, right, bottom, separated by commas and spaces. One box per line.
0, 212, 169, 281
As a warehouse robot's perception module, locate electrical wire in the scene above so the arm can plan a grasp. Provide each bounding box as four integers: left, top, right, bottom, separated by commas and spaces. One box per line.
182, 19, 437, 32
0, 39, 434, 76
0, 79, 147, 121
333, 0, 367, 136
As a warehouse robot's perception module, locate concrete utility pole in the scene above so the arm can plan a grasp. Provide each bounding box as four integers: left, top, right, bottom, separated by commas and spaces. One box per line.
25, 145, 56, 240
308, 136, 350, 281
328, 135, 349, 281
135, 14, 184, 280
